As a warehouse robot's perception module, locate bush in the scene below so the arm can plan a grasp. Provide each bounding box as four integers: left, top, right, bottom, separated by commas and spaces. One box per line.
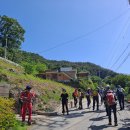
0, 97, 17, 130
10, 121, 27, 130
127, 94, 130, 102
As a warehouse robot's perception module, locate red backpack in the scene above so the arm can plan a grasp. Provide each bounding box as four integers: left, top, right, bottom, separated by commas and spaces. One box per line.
106, 92, 116, 106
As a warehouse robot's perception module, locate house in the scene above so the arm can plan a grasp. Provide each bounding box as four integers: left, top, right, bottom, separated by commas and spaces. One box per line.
36, 67, 89, 82
46, 67, 77, 82
36, 67, 77, 82
77, 72, 90, 78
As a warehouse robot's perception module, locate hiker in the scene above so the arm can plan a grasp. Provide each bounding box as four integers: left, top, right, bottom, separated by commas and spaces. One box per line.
103, 85, 110, 116
106, 90, 118, 126
85, 88, 91, 108
60, 88, 69, 115
72, 88, 78, 107
92, 87, 99, 111
99, 87, 104, 105
78, 89, 84, 110
20, 86, 35, 125
116, 85, 125, 110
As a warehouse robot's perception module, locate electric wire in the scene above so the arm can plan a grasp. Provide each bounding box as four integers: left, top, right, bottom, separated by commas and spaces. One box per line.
37, 9, 130, 54
115, 52, 130, 71
110, 42, 130, 68
106, 15, 130, 68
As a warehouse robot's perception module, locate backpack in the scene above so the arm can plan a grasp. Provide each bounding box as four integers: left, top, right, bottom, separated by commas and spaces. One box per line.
106, 92, 116, 106
117, 88, 123, 95
73, 91, 78, 97
92, 90, 98, 96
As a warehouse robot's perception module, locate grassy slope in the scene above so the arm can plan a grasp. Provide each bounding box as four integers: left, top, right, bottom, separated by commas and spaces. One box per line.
0, 58, 74, 111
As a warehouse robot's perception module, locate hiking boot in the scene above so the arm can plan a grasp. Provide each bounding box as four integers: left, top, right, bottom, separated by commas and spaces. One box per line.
108, 122, 112, 125
28, 121, 31, 125
114, 123, 118, 126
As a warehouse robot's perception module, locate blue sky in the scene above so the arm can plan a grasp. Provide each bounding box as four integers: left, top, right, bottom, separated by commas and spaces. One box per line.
1, 0, 130, 74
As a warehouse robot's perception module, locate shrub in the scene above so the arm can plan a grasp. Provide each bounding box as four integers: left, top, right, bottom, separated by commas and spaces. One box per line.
127, 94, 130, 102
0, 97, 17, 130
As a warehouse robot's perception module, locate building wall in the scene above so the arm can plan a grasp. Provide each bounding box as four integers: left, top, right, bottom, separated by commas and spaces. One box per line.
63, 71, 77, 79
46, 73, 58, 80
77, 72, 89, 78
57, 73, 71, 82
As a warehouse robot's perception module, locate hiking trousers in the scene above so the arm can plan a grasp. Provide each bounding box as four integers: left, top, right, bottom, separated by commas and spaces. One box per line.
105, 104, 109, 115
93, 96, 99, 110
86, 96, 91, 108
22, 103, 32, 122
73, 97, 78, 107
79, 97, 83, 109
62, 101, 69, 114
118, 94, 124, 110
108, 104, 117, 124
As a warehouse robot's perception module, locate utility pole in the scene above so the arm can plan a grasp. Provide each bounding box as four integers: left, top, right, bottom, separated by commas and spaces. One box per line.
4, 35, 7, 59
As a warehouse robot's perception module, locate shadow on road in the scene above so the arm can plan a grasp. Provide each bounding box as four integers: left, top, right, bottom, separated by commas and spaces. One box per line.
65, 112, 84, 118
118, 118, 130, 130
31, 117, 69, 130
81, 110, 94, 114
89, 115, 107, 121
88, 124, 112, 130
118, 128, 130, 130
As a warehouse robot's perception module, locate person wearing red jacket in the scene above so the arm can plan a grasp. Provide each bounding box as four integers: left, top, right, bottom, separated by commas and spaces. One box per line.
72, 88, 78, 107
20, 86, 35, 125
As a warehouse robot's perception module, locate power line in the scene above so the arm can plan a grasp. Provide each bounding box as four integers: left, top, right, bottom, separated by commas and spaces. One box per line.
110, 42, 130, 68
106, 15, 130, 68
37, 9, 129, 54
128, 0, 130, 5
115, 52, 130, 71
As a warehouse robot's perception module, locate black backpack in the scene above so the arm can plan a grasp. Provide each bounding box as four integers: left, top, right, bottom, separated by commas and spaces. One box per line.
117, 88, 123, 95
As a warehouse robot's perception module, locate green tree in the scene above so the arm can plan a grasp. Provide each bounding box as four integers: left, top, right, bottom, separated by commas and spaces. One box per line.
91, 76, 102, 85
103, 76, 112, 85
79, 77, 94, 90
0, 15, 25, 58
111, 74, 129, 88
22, 62, 35, 74
35, 63, 47, 73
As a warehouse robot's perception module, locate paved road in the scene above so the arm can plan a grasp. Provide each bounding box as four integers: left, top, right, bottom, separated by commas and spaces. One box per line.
30, 100, 130, 130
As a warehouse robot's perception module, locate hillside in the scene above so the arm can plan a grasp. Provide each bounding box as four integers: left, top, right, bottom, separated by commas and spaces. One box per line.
0, 57, 74, 112
47, 60, 118, 78
6, 50, 118, 78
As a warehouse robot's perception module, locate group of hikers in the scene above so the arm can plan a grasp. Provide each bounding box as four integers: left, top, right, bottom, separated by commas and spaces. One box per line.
19, 84, 125, 126
60, 84, 125, 126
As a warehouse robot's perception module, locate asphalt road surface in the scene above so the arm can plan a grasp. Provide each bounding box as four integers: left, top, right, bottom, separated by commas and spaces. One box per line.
30, 100, 130, 130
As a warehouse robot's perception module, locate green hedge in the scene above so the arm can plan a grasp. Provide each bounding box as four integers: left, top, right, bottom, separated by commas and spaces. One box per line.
0, 97, 27, 130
